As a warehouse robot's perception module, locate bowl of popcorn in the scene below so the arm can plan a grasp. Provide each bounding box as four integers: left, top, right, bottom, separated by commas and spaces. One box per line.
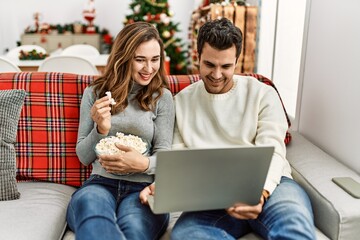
95, 132, 148, 176
95, 132, 148, 156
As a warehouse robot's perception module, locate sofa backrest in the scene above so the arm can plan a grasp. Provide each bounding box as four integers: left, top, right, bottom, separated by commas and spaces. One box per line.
0, 72, 290, 187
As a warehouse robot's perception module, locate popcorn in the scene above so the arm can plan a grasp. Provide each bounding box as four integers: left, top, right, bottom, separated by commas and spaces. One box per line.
95, 132, 147, 156
105, 91, 116, 105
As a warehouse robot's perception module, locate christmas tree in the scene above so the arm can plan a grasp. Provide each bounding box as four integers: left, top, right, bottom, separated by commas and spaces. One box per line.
124, 0, 188, 74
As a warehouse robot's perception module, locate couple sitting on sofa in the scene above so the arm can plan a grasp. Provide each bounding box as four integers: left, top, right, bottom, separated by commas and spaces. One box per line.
68, 19, 316, 240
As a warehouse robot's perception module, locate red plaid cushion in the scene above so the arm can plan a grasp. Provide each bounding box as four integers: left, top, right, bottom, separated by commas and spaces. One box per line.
167, 74, 201, 94
0, 72, 94, 187
0, 72, 290, 187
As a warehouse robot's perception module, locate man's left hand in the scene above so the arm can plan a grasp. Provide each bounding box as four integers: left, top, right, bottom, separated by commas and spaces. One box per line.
226, 194, 265, 219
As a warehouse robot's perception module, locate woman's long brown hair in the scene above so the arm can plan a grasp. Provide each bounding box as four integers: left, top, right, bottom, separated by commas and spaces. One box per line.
91, 22, 169, 114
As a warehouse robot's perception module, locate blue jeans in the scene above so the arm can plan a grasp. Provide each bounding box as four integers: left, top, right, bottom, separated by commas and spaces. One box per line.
171, 177, 316, 240
66, 175, 169, 240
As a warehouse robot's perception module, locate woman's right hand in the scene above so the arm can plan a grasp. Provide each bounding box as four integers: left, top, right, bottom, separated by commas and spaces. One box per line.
90, 95, 112, 135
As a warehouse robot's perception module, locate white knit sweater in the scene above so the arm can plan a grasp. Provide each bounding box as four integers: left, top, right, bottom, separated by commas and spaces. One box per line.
173, 75, 292, 194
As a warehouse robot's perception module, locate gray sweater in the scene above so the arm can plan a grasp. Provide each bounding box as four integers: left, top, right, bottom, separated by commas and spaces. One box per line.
76, 83, 175, 183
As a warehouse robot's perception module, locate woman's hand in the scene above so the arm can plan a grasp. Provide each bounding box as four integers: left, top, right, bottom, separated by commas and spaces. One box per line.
91, 95, 112, 135
226, 194, 265, 219
139, 183, 155, 205
99, 143, 150, 174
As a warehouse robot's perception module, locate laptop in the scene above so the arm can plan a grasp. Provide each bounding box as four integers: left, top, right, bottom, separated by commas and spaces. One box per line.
147, 146, 274, 214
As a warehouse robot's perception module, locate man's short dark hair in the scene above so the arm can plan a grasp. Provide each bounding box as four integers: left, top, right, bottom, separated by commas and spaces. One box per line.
197, 18, 243, 60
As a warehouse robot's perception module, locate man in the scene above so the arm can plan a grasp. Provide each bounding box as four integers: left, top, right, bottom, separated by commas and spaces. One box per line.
140, 18, 316, 239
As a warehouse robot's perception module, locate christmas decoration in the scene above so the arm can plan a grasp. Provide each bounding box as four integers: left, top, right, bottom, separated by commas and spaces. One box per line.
22, 4, 113, 54
18, 49, 49, 60
124, 0, 188, 74
24, 22, 111, 54
33, 12, 41, 32
188, 0, 257, 74
83, 0, 96, 33
25, 12, 46, 34
101, 28, 113, 54
204, 0, 247, 5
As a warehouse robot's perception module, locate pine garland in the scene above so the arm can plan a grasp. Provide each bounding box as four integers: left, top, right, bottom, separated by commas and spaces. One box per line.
18, 49, 49, 60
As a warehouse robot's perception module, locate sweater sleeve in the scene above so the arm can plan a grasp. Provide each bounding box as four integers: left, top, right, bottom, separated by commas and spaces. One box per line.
76, 87, 106, 166
144, 89, 175, 174
256, 86, 291, 194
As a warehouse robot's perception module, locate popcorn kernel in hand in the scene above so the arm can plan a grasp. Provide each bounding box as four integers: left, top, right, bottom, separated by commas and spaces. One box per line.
105, 91, 116, 105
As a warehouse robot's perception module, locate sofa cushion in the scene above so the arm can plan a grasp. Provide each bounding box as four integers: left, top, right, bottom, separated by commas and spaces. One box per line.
0, 72, 93, 187
287, 131, 360, 240
0, 89, 26, 201
0, 182, 76, 240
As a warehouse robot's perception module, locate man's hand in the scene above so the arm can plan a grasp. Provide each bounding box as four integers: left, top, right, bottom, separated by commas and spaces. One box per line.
226, 194, 265, 219
139, 183, 155, 205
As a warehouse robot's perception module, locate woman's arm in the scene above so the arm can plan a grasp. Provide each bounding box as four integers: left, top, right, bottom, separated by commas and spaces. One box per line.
145, 89, 175, 174
76, 87, 111, 166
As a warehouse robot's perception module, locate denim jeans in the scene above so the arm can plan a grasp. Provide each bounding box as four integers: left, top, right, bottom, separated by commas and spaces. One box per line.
66, 175, 169, 240
171, 177, 316, 240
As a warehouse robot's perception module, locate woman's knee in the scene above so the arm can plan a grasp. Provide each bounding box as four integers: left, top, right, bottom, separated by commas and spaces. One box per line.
71, 185, 115, 212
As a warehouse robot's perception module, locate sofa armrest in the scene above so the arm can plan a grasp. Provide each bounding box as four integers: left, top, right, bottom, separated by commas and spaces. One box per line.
286, 131, 360, 240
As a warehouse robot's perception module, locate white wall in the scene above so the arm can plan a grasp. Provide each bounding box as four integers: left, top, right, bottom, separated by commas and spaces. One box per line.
256, 0, 308, 122
0, 0, 195, 54
298, 0, 360, 172
256, 0, 277, 79
272, 0, 307, 119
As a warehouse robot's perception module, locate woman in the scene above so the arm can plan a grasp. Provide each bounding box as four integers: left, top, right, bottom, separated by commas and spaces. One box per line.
66, 22, 175, 240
